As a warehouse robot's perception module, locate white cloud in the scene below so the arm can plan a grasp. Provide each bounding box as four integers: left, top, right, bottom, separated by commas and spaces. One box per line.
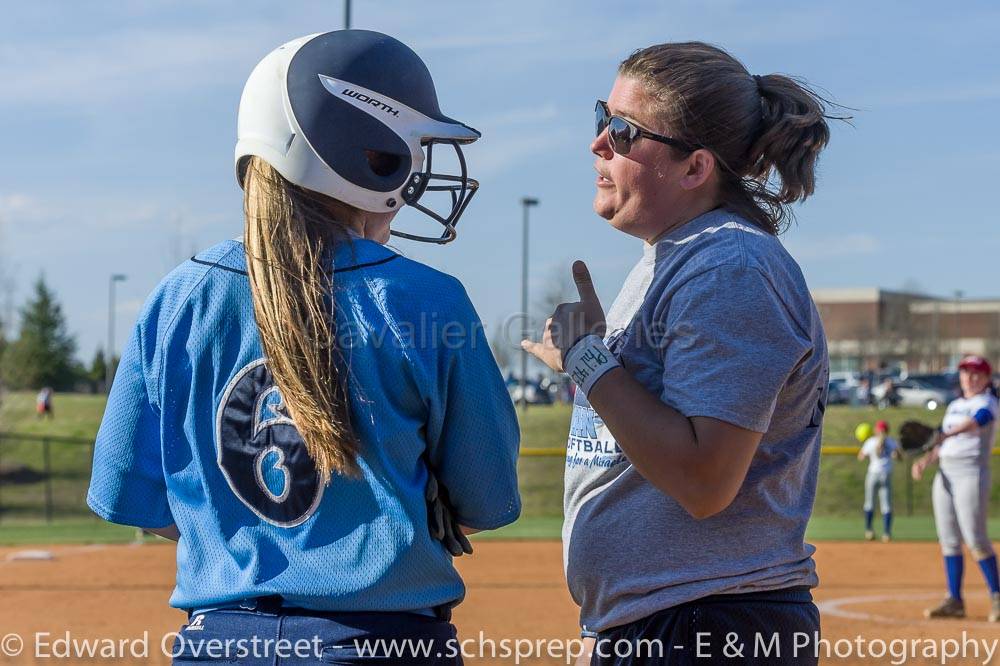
117, 297, 145, 320
411, 30, 550, 52
0, 193, 46, 218
784, 233, 880, 260
0, 23, 273, 109
0, 189, 234, 238
1, 0, 996, 359
475, 103, 560, 129
859, 82, 1000, 109
474, 127, 577, 178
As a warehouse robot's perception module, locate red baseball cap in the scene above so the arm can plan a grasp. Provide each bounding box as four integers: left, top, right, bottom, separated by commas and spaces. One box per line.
874, 420, 889, 432
958, 355, 993, 375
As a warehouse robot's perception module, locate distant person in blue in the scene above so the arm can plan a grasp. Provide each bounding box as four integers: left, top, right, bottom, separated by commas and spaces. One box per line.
523, 42, 835, 665
87, 30, 520, 665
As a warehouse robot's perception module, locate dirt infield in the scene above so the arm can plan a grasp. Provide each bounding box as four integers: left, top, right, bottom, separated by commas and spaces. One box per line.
0, 540, 997, 664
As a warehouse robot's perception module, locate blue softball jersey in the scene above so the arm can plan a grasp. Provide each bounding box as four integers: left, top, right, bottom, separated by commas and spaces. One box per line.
87, 237, 520, 612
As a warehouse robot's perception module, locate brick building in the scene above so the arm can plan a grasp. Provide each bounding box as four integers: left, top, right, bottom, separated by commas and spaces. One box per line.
812, 288, 1000, 374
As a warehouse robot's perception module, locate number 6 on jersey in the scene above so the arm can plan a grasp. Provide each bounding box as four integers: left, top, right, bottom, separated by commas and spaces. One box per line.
216, 359, 324, 527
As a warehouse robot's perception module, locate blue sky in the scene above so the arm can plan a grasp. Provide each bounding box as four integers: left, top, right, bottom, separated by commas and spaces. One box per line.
1, 0, 998, 364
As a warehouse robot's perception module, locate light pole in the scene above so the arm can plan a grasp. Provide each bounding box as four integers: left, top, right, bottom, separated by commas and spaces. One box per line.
954, 289, 963, 366
106, 274, 127, 392
344, 0, 351, 29
520, 197, 539, 410
931, 302, 940, 372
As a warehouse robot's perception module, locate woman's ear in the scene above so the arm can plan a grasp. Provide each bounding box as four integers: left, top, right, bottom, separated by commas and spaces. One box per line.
678, 149, 716, 191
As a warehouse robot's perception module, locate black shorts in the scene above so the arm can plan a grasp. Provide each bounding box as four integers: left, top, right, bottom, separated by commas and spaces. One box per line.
591, 587, 820, 665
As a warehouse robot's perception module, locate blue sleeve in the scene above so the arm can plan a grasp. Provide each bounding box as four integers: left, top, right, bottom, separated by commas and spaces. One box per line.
657, 265, 813, 433
86, 314, 173, 529
974, 408, 994, 427
422, 282, 521, 530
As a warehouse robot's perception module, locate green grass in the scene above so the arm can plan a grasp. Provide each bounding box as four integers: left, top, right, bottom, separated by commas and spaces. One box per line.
806, 515, 1000, 541
0, 392, 105, 523
479, 516, 1000, 542
7, 515, 997, 545
513, 402, 1000, 519
0, 519, 155, 545
480, 515, 1000, 542
0, 390, 107, 439
3, 391, 998, 543
518, 403, 575, 450
472, 516, 565, 541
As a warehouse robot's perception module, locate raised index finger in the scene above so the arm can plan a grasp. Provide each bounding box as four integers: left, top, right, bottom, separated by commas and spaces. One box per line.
572, 260, 602, 309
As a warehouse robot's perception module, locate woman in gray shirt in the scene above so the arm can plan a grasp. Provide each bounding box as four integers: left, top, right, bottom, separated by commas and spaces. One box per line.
523, 42, 836, 665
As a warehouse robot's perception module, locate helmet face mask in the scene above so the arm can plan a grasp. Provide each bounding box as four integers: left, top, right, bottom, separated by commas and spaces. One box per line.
236, 31, 480, 244
395, 139, 479, 244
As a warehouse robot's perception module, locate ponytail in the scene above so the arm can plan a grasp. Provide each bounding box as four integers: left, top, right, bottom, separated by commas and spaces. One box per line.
875, 431, 887, 459
748, 74, 831, 204
242, 156, 359, 481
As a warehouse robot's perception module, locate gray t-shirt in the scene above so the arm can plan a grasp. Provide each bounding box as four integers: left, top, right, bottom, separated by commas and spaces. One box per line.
563, 208, 828, 634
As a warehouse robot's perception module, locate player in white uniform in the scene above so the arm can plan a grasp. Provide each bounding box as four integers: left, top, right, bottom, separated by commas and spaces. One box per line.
857, 420, 901, 542
912, 355, 999, 621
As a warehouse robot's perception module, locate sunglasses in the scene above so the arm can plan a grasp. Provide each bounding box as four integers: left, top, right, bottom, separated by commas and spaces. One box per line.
595, 100, 699, 156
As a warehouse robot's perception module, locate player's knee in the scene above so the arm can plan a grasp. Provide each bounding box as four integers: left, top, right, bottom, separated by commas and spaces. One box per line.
971, 545, 995, 561
941, 542, 963, 557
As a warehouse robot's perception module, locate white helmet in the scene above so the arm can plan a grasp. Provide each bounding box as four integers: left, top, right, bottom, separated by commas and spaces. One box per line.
235, 30, 480, 243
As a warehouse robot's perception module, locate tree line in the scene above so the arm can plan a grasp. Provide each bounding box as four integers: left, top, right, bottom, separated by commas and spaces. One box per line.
0, 276, 114, 392
0, 260, 579, 394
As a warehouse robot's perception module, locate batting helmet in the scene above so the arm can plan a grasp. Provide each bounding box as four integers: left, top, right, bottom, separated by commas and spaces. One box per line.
235, 30, 480, 243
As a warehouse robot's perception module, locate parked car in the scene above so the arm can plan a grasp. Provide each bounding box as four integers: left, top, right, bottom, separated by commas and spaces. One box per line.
871, 376, 952, 410
908, 373, 960, 400
829, 371, 860, 385
506, 377, 553, 405
827, 378, 854, 405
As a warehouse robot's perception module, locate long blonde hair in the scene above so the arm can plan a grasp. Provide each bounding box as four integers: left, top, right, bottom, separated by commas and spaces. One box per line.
242, 156, 359, 481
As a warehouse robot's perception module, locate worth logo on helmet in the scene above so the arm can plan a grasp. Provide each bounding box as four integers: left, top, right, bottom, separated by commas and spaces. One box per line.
340, 88, 400, 117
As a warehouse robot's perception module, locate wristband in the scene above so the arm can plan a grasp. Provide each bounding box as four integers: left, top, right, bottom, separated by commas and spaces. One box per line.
564, 334, 620, 397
